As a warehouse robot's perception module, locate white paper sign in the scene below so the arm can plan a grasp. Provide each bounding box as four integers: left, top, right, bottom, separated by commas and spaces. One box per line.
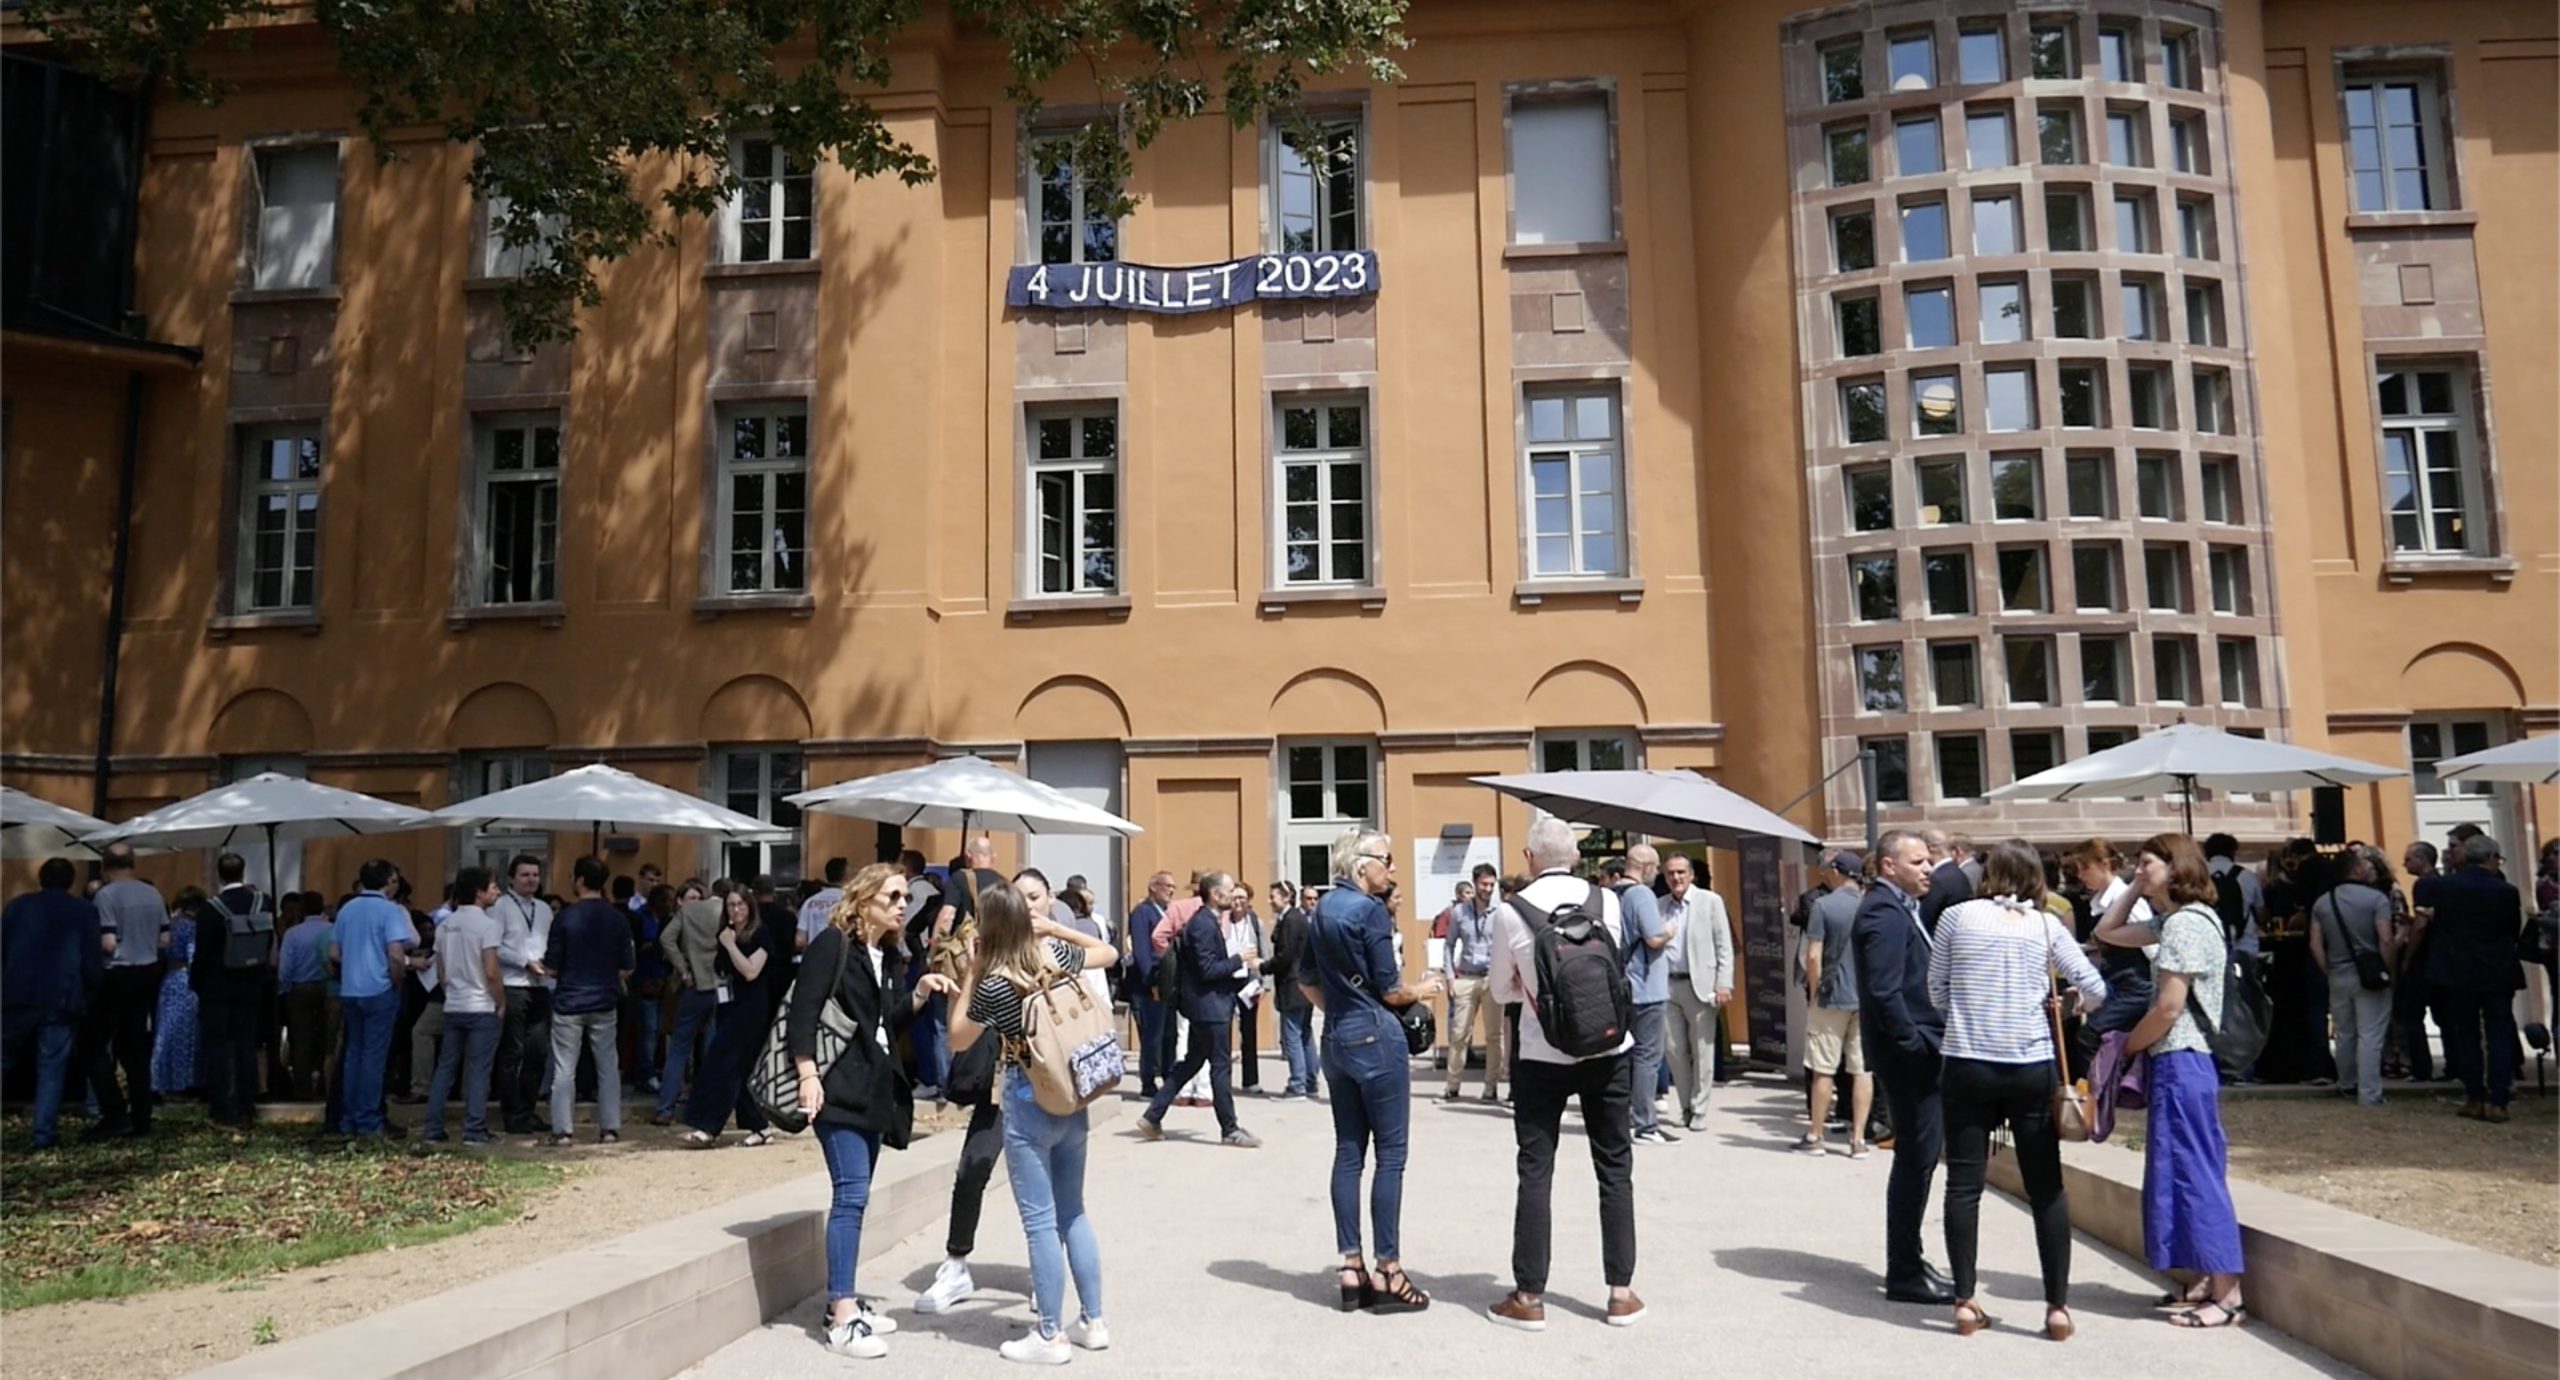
1413, 832, 1503, 941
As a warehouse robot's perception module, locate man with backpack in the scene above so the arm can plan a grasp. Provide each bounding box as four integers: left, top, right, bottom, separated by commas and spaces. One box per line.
1485, 818, 1645, 1332
190, 852, 275, 1126
2202, 834, 2273, 1081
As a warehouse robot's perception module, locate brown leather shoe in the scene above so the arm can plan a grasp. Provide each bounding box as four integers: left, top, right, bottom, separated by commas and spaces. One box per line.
1487, 1291, 1547, 1332
1606, 1292, 1647, 1327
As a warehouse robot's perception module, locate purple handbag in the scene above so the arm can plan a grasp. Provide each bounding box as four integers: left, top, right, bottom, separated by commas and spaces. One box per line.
2090, 1028, 2150, 1143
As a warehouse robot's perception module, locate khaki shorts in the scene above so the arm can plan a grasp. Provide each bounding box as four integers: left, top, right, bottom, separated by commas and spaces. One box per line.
1805, 1007, 1866, 1076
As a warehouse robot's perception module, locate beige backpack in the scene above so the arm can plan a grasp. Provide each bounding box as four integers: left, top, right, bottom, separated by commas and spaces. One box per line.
1010, 961, 1127, 1115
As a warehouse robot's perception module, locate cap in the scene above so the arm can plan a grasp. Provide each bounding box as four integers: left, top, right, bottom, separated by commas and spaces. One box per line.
1824, 850, 1864, 876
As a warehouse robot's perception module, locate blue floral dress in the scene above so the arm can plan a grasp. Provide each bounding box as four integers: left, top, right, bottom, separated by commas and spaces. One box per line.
152, 916, 200, 1093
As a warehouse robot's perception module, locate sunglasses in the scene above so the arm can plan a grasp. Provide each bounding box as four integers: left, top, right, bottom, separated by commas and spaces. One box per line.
881, 890, 908, 904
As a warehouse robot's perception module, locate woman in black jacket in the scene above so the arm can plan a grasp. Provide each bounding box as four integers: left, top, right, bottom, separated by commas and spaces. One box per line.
790, 863, 958, 1359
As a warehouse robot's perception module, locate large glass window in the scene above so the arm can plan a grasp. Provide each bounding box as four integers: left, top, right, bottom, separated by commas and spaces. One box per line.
1857, 645, 1907, 712
1031, 133, 1121, 265
730, 137, 813, 264
1512, 94, 1614, 244
2082, 634, 2130, 702
1841, 378, 1888, 445
473, 412, 561, 606
2377, 363, 2482, 555
1837, 293, 1883, 356
719, 402, 810, 595
1979, 279, 2028, 344
481, 196, 565, 281
2004, 635, 2056, 704
1525, 386, 1627, 577
1930, 641, 1980, 707
1997, 544, 2050, 612
236, 424, 323, 613
1832, 206, 1878, 270
1283, 740, 1378, 888
1958, 26, 2007, 85
1917, 458, 1967, 524
719, 747, 804, 885
1984, 367, 2036, 432
2343, 71, 2452, 212
1937, 733, 1987, 799
1276, 396, 1370, 586
1029, 405, 1121, 594
1965, 107, 2016, 169
1821, 42, 1866, 104
1850, 553, 1900, 621
251, 145, 339, 291
1896, 114, 1945, 176
1923, 547, 1973, 615
1889, 30, 1937, 90
1866, 736, 1912, 803
1846, 463, 1894, 531
1828, 123, 1872, 187
1273, 113, 1361, 252
2066, 452, 2114, 517
2038, 103, 2084, 165
2073, 541, 2123, 610
1901, 198, 1951, 261
1907, 284, 1956, 347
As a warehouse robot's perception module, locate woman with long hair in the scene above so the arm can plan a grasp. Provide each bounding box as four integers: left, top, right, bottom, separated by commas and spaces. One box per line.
680, 888, 778, 1148
2105, 834, 2247, 1328
948, 880, 1119, 1363
1929, 842, 2109, 1340
2068, 839, 2152, 1065
792, 863, 956, 1359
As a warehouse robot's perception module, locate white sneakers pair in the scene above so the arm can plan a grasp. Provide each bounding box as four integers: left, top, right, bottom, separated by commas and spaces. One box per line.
999, 1319, 1110, 1365
823, 1300, 897, 1360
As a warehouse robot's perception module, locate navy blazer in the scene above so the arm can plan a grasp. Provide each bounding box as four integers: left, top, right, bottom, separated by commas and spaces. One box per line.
1125, 899, 1167, 980
1174, 906, 1249, 1024
1920, 860, 1973, 935
1851, 882, 1944, 1064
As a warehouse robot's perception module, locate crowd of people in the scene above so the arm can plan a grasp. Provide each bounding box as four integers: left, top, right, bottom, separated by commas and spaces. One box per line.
2, 813, 2549, 1363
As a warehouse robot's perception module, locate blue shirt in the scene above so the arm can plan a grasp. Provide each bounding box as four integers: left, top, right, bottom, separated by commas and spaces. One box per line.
332, 892, 411, 999
276, 917, 335, 988
1, 887, 104, 1018
1617, 882, 1669, 1003
1306, 879, 1400, 1043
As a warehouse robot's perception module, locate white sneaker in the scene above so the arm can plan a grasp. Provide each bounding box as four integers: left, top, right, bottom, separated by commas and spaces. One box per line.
825, 1316, 887, 1360
856, 1298, 898, 1335
915, 1257, 975, 1314
1065, 1317, 1110, 1351
999, 1329, 1074, 1365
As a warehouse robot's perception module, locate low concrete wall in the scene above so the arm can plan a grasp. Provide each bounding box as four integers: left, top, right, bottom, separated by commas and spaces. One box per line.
1988, 1130, 2557, 1380
201, 1099, 1118, 1380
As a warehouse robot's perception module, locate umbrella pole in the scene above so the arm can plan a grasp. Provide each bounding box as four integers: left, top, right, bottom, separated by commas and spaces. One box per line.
2179, 776, 2196, 837
266, 821, 280, 908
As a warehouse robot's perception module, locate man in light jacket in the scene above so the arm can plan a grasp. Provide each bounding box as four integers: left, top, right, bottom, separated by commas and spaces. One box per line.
1660, 852, 1734, 1133
650, 882, 727, 1125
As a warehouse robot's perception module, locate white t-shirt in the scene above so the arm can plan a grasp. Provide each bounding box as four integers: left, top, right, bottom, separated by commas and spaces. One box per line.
2094, 875, 2160, 960
439, 906, 504, 1015
1491, 870, 1634, 1065
798, 887, 845, 946
494, 891, 554, 989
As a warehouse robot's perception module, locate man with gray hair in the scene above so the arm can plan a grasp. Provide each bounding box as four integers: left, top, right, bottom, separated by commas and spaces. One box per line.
1137, 871, 1260, 1148
2423, 833, 2528, 1122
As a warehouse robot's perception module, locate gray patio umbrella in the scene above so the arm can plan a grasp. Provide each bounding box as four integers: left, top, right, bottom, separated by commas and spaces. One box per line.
2432, 736, 2559, 786
1985, 721, 2403, 833
1468, 769, 1820, 849
81, 772, 437, 902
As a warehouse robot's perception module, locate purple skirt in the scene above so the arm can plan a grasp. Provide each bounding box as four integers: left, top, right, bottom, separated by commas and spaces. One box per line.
2142, 1049, 2245, 1275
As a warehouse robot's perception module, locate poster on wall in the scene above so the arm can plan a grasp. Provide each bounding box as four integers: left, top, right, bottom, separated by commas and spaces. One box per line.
1006, 249, 1381, 315
1738, 834, 1791, 1069
1413, 830, 1502, 973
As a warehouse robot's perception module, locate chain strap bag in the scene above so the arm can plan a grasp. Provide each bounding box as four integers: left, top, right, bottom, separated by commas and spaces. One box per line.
749, 930, 859, 1135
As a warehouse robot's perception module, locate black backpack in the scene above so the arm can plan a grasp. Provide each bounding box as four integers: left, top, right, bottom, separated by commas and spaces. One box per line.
205, 888, 275, 970
1511, 882, 1634, 1058
2208, 868, 2251, 946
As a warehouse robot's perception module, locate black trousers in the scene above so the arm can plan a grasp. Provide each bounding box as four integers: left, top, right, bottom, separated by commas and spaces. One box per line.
1871, 1043, 1944, 1285
283, 982, 330, 1099
1942, 1056, 2070, 1306
2390, 975, 2436, 1079
1145, 1017, 1238, 1136
1510, 1052, 1637, 1295
84, 965, 160, 1130
495, 987, 553, 1129
199, 996, 265, 1124
1238, 997, 1261, 1089
945, 1099, 1006, 1256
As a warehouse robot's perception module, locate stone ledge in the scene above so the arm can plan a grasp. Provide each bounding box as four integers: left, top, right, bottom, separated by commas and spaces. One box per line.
1987, 1125, 2556, 1380
197, 1097, 1121, 1380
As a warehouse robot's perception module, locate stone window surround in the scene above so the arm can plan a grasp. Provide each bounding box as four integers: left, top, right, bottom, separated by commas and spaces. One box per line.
2363, 345, 2517, 583
209, 403, 330, 636
448, 394, 572, 628
2328, 45, 2468, 225
693, 380, 818, 616
231, 131, 346, 300
1257, 93, 1374, 257
1262, 375, 1387, 605
1500, 77, 1626, 255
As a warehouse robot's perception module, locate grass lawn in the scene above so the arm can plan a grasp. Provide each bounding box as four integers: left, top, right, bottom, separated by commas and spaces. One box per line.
2, 1111, 562, 1310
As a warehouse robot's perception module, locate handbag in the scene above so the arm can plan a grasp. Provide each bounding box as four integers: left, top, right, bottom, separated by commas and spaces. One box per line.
944, 1026, 999, 1106
749, 928, 861, 1135
1397, 999, 1438, 1058
1010, 960, 1127, 1114
2048, 972, 2092, 1143
2326, 888, 2392, 993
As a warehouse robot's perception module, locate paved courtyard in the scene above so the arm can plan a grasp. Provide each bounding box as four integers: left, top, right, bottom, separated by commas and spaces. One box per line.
685, 1067, 2366, 1379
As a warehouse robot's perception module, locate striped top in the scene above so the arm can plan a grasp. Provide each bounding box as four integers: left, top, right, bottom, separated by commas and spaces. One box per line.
1927, 896, 2110, 1065
966, 941, 1086, 1040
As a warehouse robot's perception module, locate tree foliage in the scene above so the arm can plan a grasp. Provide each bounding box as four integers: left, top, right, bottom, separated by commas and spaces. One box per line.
26, 0, 1409, 346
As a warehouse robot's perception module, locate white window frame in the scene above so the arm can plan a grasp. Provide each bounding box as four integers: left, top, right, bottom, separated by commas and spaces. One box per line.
2408, 717, 2498, 798
482, 196, 566, 280
1507, 87, 1618, 247
2153, 634, 2199, 705
2374, 360, 2487, 556
1028, 129, 1121, 266
470, 411, 562, 607
1269, 110, 1363, 253
1855, 645, 1907, 714
1279, 738, 1378, 890
1536, 730, 1639, 776
1026, 403, 1121, 596
250, 143, 339, 291
236, 422, 324, 614
1272, 393, 1373, 588
2342, 69, 2455, 213
716, 400, 812, 595
1521, 383, 1629, 580
714, 746, 804, 885
725, 135, 814, 265
2217, 637, 2262, 708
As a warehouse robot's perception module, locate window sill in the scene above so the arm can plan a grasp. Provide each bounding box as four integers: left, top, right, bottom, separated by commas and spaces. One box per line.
447, 602, 567, 631
1502, 240, 1627, 260
1006, 594, 1133, 623
1257, 585, 1386, 616
691, 593, 817, 621
229, 286, 343, 307
206, 610, 322, 640
703, 260, 822, 282
1513, 577, 1643, 607
2344, 210, 2478, 233
2382, 554, 2516, 585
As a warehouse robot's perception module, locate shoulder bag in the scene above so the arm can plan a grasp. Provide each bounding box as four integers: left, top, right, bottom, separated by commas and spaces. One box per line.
749, 929, 861, 1135
2049, 970, 2092, 1143
2325, 888, 2392, 992
1009, 955, 1126, 1114
1319, 906, 1435, 1057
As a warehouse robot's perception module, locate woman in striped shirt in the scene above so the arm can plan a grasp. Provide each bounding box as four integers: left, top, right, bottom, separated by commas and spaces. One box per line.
1928, 840, 2110, 1342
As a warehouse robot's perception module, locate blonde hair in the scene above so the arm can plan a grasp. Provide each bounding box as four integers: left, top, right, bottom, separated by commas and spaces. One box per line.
831, 863, 905, 937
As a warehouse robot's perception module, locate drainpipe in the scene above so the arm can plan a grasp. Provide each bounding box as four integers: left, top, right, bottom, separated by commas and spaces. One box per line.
93, 370, 145, 819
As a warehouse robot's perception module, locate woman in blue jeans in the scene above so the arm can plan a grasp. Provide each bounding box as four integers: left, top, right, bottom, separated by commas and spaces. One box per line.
948, 881, 1119, 1365
791, 865, 958, 1360
1302, 828, 1444, 1313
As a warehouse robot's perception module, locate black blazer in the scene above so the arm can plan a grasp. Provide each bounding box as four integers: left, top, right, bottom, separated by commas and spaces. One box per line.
789, 926, 920, 1148
1921, 860, 1973, 934
1263, 906, 1312, 1014
1851, 883, 1944, 1066
1175, 907, 1248, 1025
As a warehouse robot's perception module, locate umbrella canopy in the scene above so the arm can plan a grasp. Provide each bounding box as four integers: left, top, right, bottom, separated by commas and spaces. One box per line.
1985, 721, 2403, 831
1468, 769, 1821, 848
80, 773, 437, 899
2, 786, 123, 860
787, 756, 1142, 837
432, 763, 783, 839
2433, 736, 2559, 786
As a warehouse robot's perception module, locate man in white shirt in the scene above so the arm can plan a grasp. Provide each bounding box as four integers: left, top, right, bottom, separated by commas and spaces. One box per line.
424, 866, 508, 1144
1486, 818, 1645, 1332
491, 855, 555, 1135
1660, 853, 1735, 1132
797, 856, 850, 953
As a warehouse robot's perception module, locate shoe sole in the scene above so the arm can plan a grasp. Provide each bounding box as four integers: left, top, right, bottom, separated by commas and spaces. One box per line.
1607, 1308, 1646, 1328
914, 1291, 971, 1315
1485, 1310, 1547, 1332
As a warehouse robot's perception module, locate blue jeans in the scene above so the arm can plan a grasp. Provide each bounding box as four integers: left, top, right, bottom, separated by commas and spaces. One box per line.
814, 1121, 882, 1303
425, 1010, 500, 1139
656, 988, 719, 1117
1321, 1007, 1410, 1260
1001, 1068, 1102, 1337
1131, 991, 1168, 1089
338, 990, 401, 1135
910, 991, 949, 1090
5, 1010, 79, 1147
1628, 1001, 1666, 1133
1277, 1005, 1316, 1095
627, 990, 662, 1084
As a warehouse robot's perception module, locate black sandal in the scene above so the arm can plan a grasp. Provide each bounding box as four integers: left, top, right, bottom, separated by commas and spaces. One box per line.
2168, 1299, 2247, 1329
2152, 1281, 2212, 1310
1365, 1262, 1430, 1314
1336, 1259, 1371, 1312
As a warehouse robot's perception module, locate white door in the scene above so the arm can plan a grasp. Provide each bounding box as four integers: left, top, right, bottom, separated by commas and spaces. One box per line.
2410, 717, 2520, 855
1023, 742, 1125, 926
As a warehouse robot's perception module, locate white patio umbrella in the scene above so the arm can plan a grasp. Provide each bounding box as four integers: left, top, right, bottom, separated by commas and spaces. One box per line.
1985, 721, 2404, 832
1468, 769, 1821, 849
785, 755, 1142, 837
80, 772, 437, 900
2, 786, 125, 860
432, 762, 786, 856
2433, 736, 2560, 786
